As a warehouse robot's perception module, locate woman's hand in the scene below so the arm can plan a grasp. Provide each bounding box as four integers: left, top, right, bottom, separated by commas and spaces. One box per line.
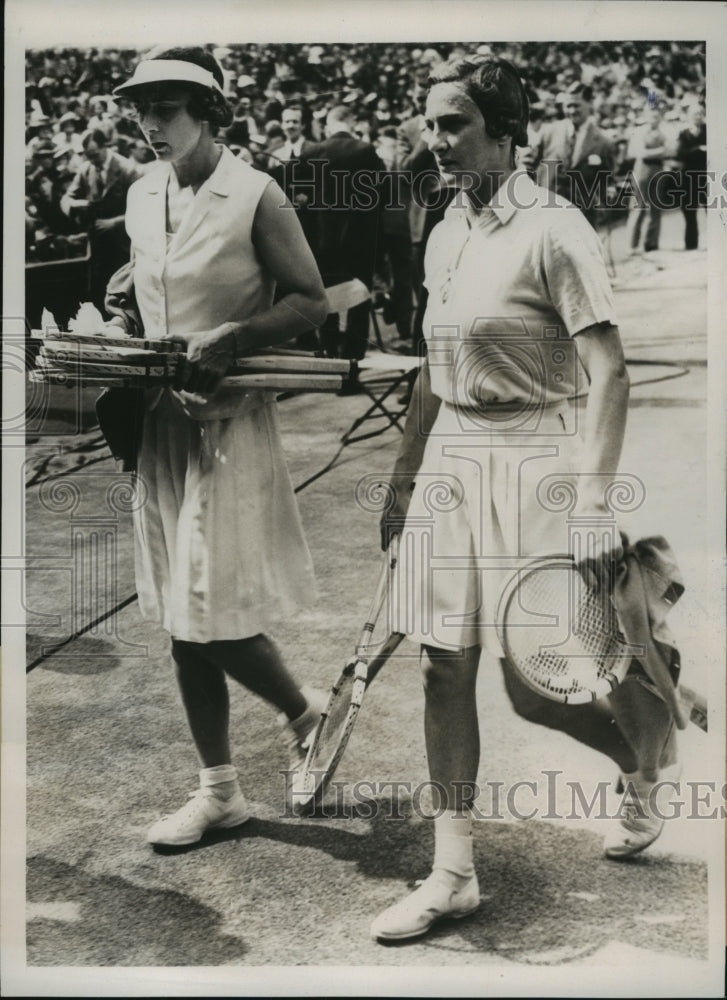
570, 501, 625, 592
379, 479, 414, 551
177, 323, 236, 396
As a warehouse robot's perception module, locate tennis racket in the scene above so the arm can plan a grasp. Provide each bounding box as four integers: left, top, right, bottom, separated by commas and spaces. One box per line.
497, 555, 640, 705
292, 536, 405, 816
32, 335, 352, 392
496, 555, 708, 730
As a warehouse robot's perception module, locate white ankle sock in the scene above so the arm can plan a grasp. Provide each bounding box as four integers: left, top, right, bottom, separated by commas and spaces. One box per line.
621, 769, 657, 796
432, 809, 475, 883
290, 687, 320, 739
199, 764, 240, 801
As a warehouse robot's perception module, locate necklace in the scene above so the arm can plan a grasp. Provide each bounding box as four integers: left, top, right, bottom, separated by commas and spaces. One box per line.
441, 221, 472, 304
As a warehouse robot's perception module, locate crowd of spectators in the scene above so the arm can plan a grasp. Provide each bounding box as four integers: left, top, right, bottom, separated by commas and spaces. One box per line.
25, 40, 707, 270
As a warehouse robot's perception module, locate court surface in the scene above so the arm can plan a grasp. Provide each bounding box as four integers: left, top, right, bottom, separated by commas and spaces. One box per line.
10, 210, 723, 995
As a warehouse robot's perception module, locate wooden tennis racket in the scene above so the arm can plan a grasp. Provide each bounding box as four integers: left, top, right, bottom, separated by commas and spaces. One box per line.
496, 555, 708, 729
292, 536, 405, 816
497, 555, 633, 704
31, 336, 352, 394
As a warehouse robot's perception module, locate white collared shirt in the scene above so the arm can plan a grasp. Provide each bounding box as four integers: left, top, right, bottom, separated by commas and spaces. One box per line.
280, 138, 304, 160
423, 170, 617, 408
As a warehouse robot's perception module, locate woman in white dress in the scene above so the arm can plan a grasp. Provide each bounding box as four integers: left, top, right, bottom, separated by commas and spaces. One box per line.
111, 47, 329, 846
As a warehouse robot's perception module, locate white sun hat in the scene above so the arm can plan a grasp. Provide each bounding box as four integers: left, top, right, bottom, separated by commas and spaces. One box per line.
113, 59, 225, 96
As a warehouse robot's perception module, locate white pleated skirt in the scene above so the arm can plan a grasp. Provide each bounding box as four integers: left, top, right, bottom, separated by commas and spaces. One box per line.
133, 389, 317, 643
393, 400, 581, 656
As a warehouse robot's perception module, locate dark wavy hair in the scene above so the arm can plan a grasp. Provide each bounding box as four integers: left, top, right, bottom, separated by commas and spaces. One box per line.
142, 45, 233, 133
428, 56, 530, 166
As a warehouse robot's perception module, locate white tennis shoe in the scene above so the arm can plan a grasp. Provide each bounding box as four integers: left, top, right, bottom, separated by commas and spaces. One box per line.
604, 765, 681, 860
370, 870, 481, 941
147, 788, 251, 846
279, 687, 327, 777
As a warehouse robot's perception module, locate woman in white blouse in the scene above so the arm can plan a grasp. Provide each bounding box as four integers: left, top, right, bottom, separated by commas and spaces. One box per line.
371, 57, 676, 943
111, 47, 328, 847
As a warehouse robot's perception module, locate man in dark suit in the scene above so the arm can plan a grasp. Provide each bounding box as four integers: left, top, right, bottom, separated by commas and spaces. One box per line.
677, 100, 707, 250
278, 106, 315, 162
296, 104, 386, 360
396, 91, 439, 298
61, 128, 143, 314
396, 93, 442, 352
277, 105, 318, 257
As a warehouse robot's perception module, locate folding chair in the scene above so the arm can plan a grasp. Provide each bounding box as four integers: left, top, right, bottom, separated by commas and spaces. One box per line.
293, 349, 423, 492
342, 351, 423, 446
292, 282, 422, 491
324, 281, 422, 443
324, 279, 385, 354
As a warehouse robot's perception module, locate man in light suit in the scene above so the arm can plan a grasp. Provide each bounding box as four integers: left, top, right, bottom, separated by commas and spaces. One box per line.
61, 128, 143, 313
527, 82, 614, 228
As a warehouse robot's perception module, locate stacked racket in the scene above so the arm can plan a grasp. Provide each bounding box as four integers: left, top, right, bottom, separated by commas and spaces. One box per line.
30, 332, 354, 394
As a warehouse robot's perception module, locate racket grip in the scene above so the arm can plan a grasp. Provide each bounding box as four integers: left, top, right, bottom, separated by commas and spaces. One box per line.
365, 632, 406, 688
679, 684, 708, 733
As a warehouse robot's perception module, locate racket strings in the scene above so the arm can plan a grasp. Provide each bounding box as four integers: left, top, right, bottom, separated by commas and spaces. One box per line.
508, 568, 629, 698
297, 538, 400, 810
306, 667, 358, 774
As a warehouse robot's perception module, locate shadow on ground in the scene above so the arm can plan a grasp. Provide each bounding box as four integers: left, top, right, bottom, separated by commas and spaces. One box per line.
26, 634, 130, 675
26, 855, 247, 966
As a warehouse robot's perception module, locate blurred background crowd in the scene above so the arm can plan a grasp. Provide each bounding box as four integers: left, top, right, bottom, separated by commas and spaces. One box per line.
24, 39, 707, 343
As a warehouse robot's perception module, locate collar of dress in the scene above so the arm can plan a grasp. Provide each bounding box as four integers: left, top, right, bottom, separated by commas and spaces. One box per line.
143, 144, 236, 198
445, 169, 535, 231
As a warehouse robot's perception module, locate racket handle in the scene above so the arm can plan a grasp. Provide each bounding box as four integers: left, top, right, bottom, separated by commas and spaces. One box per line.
365, 632, 406, 688
633, 676, 709, 733
679, 684, 708, 733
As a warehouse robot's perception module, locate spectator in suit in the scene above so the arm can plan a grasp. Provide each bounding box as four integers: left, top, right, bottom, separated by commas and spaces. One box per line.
526, 82, 614, 228
278, 106, 314, 161
626, 102, 674, 253
396, 90, 453, 360
61, 128, 143, 314
298, 103, 386, 361
278, 106, 319, 270
375, 125, 414, 346
558, 82, 614, 228
397, 89, 439, 307
677, 100, 707, 251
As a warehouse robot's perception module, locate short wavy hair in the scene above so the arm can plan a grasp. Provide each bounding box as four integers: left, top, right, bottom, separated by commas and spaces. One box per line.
428, 56, 530, 164
140, 45, 233, 133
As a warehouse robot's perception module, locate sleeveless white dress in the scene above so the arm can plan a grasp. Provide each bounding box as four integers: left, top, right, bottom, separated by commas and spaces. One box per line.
125, 147, 316, 642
